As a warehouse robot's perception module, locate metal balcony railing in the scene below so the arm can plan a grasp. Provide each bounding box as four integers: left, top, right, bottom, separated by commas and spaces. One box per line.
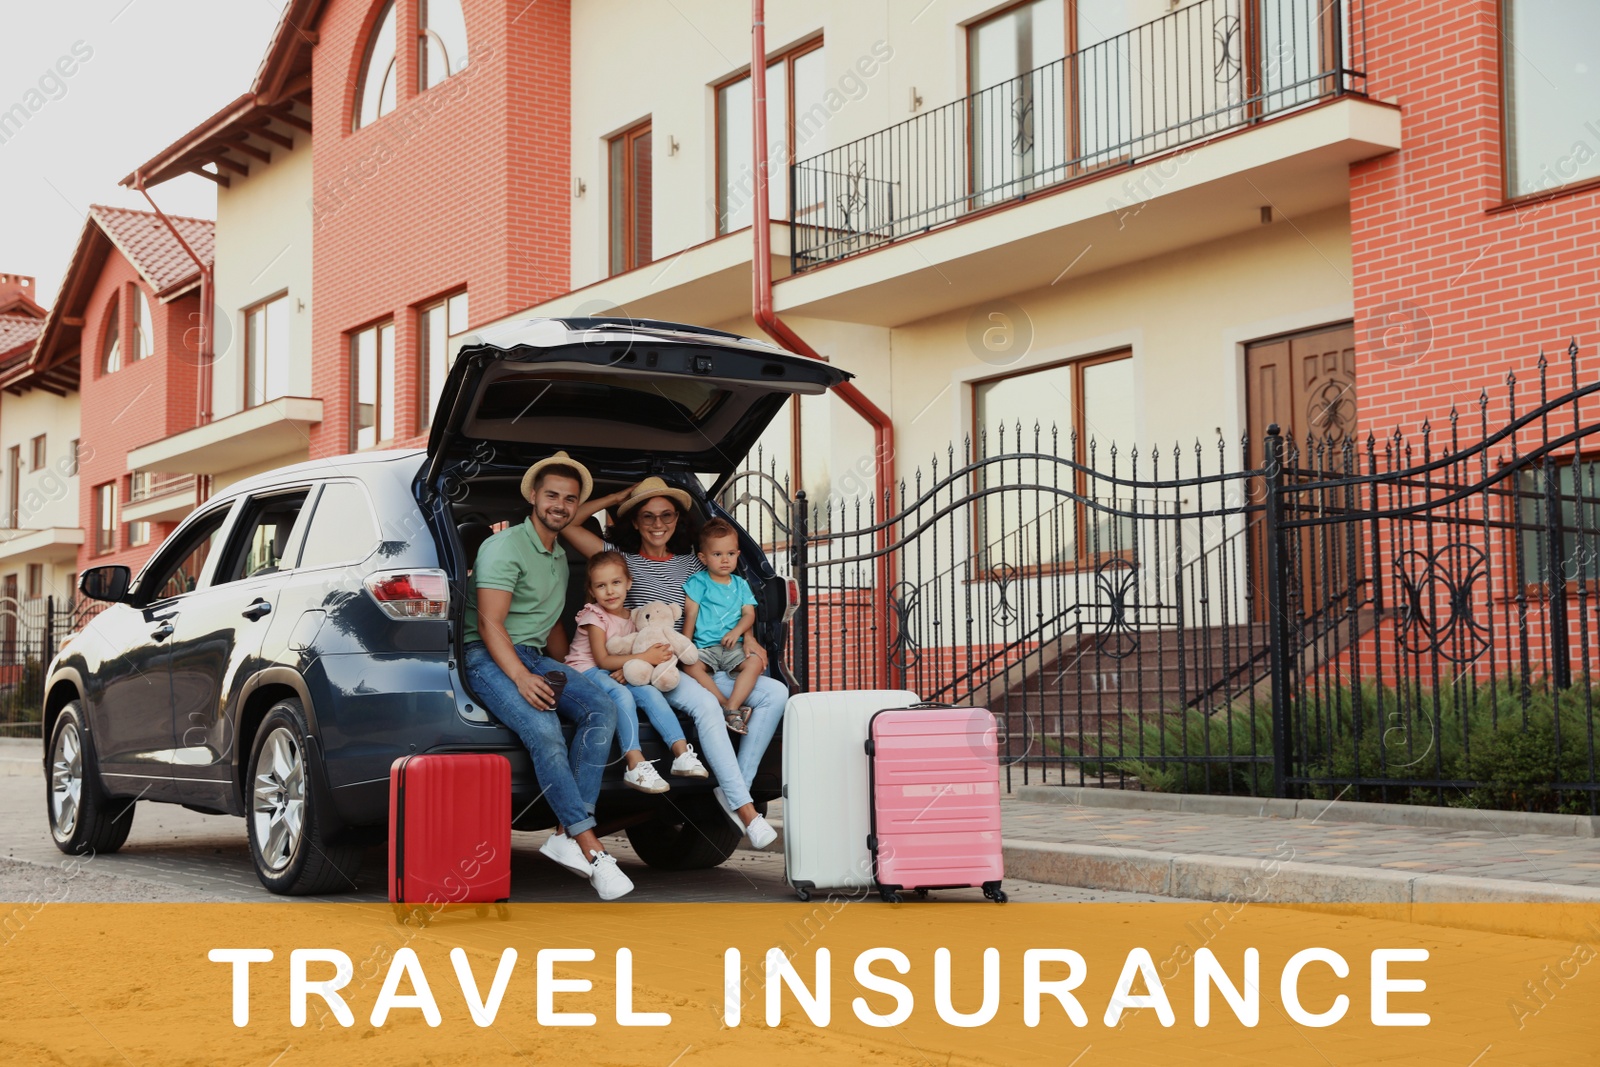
129, 472, 197, 503
790, 0, 1367, 268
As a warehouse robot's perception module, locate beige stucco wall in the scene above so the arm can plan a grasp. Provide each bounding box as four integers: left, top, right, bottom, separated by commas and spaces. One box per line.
0, 386, 82, 603
566, 0, 1195, 291
210, 127, 315, 421
706, 206, 1353, 506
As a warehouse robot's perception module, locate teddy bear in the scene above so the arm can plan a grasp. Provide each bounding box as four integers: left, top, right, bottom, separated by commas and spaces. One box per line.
607, 600, 702, 691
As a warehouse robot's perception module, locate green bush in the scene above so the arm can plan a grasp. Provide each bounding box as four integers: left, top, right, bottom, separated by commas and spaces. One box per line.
1059, 677, 1599, 812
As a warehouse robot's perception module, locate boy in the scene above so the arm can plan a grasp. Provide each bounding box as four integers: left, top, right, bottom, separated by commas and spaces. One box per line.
682, 518, 766, 733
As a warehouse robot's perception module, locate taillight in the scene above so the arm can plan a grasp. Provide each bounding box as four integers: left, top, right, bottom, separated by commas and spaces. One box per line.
783, 576, 800, 623
364, 570, 450, 620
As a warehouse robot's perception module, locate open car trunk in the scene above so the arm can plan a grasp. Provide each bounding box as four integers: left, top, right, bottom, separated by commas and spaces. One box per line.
419, 317, 850, 500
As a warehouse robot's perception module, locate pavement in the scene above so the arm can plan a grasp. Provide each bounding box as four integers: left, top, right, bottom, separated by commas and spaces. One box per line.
0, 742, 1165, 904
8, 734, 1600, 927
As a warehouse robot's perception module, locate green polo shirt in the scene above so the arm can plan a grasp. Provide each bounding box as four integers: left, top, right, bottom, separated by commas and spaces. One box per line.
461, 518, 568, 649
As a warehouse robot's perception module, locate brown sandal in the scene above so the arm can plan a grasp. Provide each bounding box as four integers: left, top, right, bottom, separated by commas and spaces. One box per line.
724, 707, 750, 735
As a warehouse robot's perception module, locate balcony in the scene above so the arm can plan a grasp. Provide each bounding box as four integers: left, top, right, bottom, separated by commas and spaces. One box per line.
122, 472, 198, 524
126, 396, 323, 487
780, 0, 1396, 326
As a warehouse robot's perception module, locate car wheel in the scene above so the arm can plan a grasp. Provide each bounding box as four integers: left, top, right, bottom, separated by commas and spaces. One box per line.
47, 702, 136, 856
624, 793, 743, 870
246, 699, 362, 896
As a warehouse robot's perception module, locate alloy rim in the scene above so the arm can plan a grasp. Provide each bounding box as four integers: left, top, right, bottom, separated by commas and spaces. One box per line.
251, 727, 306, 872
50, 722, 82, 838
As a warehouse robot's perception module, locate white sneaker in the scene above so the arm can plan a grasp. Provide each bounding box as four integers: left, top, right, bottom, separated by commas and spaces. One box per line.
670, 746, 709, 778
588, 850, 634, 900
745, 814, 778, 851
712, 786, 778, 850
540, 832, 593, 879
623, 760, 670, 793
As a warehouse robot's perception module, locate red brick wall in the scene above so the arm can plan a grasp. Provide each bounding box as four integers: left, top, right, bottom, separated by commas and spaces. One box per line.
1351, 0, 1600, 437
308, 0, 572, 459
76, 252, 202, 576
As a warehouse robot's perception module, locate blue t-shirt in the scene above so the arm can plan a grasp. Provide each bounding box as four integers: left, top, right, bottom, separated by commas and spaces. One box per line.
683, 569, 757, 648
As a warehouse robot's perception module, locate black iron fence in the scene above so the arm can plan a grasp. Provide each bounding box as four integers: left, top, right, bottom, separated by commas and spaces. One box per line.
0, 596, 90, 738
721, 347, 1600, 812
791, 0, 1367, 268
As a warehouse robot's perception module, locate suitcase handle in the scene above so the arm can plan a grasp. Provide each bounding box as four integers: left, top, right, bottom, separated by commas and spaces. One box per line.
909, 701, 955, 709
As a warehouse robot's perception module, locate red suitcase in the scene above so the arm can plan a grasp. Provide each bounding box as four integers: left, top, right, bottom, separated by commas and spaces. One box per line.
866, 704, 1006, 903
389, 753, 512, 906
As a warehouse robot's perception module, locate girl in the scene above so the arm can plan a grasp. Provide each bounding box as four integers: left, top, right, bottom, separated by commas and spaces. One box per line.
564, 551, 709, 792
560, 478, 784, 851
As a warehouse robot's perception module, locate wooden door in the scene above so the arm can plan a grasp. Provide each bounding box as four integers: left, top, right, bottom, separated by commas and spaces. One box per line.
2, 574, 15, 663
1245, 323, 1358, 619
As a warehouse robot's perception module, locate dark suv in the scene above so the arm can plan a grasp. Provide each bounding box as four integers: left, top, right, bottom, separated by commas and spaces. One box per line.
43, 318, 846, 894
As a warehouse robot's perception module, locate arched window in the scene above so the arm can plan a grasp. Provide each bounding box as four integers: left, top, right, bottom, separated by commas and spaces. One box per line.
101, 294, 121, 374
355, 1, 398, 130
420, 0, 469, 90
131, 287, 154, 362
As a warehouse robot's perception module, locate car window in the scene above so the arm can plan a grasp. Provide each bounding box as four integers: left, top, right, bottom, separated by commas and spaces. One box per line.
144, 507, 233, 603
217, 491, 312, 584
297, 482, 380, 570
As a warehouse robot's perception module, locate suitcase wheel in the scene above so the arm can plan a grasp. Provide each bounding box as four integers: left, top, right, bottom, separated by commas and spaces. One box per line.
879, 889, 902, 904
983, 881, 1008, 904
795, 887, 812, 903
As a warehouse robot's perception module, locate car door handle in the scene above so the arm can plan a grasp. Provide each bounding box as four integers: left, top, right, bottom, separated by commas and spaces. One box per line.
242, 600, 272, 621
151, 621, 175, 641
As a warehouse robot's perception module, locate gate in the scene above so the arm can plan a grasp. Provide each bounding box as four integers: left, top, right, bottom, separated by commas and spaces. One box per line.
0, 596, 90, 739
720, 346, 1600, 812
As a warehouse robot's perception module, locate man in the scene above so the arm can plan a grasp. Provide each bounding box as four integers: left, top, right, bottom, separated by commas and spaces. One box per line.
460, 451, 632, 900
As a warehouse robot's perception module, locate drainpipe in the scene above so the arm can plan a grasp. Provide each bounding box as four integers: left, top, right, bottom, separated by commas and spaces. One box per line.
749, 0, 895, 686
132, 172, 214, 428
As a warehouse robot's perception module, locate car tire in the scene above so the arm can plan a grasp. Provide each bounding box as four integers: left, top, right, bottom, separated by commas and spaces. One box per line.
47, 702, 136, 856
246, 699, 362, 896
624, 792, 743, 870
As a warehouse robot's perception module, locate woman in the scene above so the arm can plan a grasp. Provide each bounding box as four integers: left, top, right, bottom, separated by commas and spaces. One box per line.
563, 477, 783, 851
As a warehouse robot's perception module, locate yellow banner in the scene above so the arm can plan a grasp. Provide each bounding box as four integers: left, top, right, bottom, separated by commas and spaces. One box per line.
3, 902, 1597, 1064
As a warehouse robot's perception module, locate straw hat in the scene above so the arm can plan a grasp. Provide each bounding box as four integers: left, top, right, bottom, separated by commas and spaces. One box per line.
614, 476, 693, 517
520, 451, 593, 504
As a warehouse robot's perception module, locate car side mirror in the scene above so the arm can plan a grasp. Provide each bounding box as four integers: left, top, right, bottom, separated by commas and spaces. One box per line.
80, 565, 132, 604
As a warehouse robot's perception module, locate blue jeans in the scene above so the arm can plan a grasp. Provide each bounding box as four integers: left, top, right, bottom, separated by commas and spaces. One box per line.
463, 642, 616, 836
661, 672, 787, 810
578, 667, 687, 757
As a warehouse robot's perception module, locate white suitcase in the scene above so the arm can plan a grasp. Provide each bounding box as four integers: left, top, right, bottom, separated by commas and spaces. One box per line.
782, 689, 920, 901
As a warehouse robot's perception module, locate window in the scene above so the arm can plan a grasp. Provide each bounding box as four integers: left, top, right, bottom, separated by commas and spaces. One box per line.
419, 291, 468, 427
351, 321, 397, 448
969, 0, 1069, 199
26, 564, 42, 600
131, 287, 154, 362
101, 293, 121, 374
244, 294, 291, 408
29, 435, 45, 471
67, 439, 79, 476
1503, 0, 1600, 198
419, 0, 469, 90
94, 482, 117, 555
717, 40, 825, 233
1518, 458, 1600, 583
608, 121, 653, 275
144, 507, 230, 602
298, 482, 381, 569
973, 351, 1135, 568
219, 492, 311, 584
355, 0, 399, 130
125, 475, 150, 547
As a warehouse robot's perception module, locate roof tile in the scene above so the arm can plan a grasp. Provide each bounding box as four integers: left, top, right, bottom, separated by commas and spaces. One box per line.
89, 204, 215, 296
0, 312, 44, 359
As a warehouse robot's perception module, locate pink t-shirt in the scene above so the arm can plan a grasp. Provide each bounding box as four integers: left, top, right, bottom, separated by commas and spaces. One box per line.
565, 603, 635, 672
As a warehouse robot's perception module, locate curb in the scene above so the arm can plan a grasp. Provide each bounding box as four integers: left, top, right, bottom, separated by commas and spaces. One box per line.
0, 757, 37, 779
1015, 784, 1600, 839
1001, 838, 1600, 939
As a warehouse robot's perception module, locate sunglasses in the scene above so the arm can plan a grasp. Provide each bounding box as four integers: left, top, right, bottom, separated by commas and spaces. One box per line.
637, 511, 678, 527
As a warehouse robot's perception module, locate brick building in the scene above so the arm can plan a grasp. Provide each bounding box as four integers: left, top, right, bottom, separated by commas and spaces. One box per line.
26, 207, 212, 578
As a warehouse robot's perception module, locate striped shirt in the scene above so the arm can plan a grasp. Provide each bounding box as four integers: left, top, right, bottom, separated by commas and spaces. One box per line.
606, 542, 704, 627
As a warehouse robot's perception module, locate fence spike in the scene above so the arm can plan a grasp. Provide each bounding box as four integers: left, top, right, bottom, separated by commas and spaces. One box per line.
1570, 336, 1581, 385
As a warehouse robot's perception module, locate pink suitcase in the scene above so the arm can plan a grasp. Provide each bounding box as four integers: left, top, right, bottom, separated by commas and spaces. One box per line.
866, 704, 1006, 903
